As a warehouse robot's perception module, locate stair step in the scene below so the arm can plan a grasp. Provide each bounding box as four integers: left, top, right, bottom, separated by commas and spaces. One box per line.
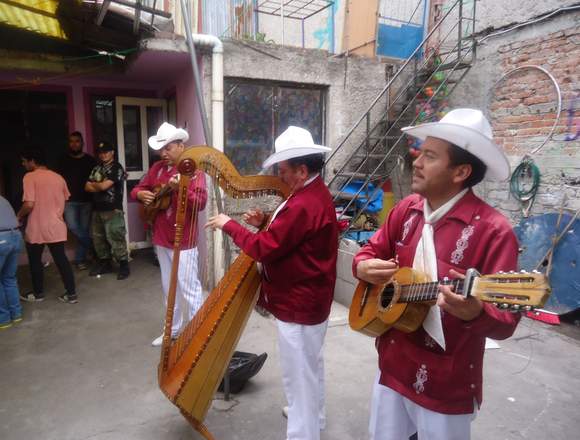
330, 189, 357, 201
333, 172, 383, 181
435, 61, 472, 72
353, 153, 388, 159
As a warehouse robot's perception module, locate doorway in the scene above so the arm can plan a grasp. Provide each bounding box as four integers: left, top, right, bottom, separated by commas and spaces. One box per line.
115, 97, 167, 249
0, 90, 68, 210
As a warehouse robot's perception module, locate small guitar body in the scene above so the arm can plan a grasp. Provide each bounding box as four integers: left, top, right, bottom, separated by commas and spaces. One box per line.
139, 184, 173, 224
349, 268, 432, 337
349, 267, 551, 337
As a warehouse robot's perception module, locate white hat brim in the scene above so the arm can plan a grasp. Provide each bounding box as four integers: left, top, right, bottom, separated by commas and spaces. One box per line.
402, 123, 510, 181
148, 128, 190, 150
262, 145, 331, 169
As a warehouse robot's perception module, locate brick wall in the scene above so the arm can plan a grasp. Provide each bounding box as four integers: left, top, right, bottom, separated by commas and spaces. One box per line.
480, 24, 580, 221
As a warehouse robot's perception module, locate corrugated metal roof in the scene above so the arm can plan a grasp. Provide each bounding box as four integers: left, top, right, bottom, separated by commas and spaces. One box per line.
0, 0, 68, 40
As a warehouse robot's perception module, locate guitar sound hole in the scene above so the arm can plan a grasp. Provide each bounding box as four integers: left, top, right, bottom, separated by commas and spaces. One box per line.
380, 284, 395, 309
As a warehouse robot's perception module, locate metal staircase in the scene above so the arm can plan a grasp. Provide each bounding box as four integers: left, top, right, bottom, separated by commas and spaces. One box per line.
325, 0, 477, 239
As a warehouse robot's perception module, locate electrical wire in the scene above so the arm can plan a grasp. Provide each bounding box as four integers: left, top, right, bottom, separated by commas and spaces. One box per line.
477, 4, 580, 44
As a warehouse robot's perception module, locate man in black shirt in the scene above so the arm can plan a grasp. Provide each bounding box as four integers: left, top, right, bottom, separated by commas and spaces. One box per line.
57, 132, 96, 270
85, 141, 130, 280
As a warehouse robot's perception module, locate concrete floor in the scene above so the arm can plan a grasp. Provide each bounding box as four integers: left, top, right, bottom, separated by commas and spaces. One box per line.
1, 251, 579, 440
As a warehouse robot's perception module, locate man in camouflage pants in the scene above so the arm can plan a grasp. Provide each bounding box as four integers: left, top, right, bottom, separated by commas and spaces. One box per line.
85, 141, 130, 280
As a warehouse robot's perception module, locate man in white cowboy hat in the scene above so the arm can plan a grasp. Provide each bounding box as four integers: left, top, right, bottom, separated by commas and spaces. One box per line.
353, 108, 521, 439
206, 126, 339, 440
130, 122, 207, 346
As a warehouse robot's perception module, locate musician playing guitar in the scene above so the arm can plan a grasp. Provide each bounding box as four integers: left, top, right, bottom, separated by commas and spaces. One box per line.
353, 109, 521, 440
131, 122, 207, 347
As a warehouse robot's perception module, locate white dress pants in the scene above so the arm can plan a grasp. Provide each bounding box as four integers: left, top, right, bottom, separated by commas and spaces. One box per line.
277, 319, 328, 440
156, 245, 203, 336
369, 374, 474, 440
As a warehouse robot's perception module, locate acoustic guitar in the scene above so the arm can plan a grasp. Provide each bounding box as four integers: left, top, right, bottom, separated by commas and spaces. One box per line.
349, 267, 551, 337
139, 184, 174, 224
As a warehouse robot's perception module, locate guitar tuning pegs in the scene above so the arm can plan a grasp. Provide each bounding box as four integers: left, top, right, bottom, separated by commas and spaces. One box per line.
498, 271, 504, 274
509, 270, 515, 274
500, 303, 510, 309
532, 270, 541, 274
511, 304, 520, 311
493, 302, 499, 307
523, 305, 532, 311
520, 270, 528, 274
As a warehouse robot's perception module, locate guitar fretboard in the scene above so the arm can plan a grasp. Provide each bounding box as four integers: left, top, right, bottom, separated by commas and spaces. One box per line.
397, 279, 465, 303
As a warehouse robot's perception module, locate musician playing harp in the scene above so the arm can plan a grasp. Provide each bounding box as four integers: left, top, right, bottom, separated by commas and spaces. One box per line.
131, 122, 207, 347
353, 109, 521, 440
206, 126, 339, 440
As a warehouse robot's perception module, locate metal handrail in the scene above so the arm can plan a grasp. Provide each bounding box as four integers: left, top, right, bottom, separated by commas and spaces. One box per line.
327, 0, 478, 235
324, 0, 463, 166
329, 16, 464, 195
337, 41, 477, 232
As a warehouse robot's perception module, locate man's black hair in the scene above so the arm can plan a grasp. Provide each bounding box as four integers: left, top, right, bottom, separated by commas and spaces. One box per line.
69, 131, 84, 144
21, 148, 47, 166
287, 154, 325, 174
447, 144, 487, 188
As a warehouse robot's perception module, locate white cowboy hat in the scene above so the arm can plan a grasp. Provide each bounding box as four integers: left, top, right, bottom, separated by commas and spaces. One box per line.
262, 126, 331, 169
402, 108, 510, 181
148, 122, 189, 150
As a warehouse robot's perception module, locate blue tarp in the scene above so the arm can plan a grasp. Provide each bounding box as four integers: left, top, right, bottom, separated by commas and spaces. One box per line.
339, 180, 383, 214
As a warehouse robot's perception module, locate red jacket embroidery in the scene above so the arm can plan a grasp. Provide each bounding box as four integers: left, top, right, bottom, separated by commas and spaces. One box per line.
353, 190, 520, 414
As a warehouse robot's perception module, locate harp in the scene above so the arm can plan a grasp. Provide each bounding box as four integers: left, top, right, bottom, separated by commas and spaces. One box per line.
157, 146, 290, 439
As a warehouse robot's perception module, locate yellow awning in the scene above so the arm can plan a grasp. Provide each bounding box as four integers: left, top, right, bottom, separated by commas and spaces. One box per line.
0, 0, 68, 40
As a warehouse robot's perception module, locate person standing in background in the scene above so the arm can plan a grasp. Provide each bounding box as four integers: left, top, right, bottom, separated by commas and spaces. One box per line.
17, 149, 77, 304
0, 195, 23, 329
85, 141, 130, 281
57, 132, 96, 270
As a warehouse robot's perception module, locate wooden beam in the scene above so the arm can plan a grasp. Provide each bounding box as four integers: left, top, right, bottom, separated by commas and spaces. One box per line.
110, 0, 172, 18
95, 0, 112, 25
0, 49, 123, 76
133, 0, 141, 35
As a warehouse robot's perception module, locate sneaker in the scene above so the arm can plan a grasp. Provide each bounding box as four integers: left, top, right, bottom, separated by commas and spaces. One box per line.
151, 334, 164, 347
282, 406, 288, 419
0, 322, 12, 330
11, 316, 23, 324
75, 261, 89, 271
20, 292, 45, 302
151, 333, 177, 346
117, 260, 130, 280
58, 293, 78, 304
89, 259, 113, 277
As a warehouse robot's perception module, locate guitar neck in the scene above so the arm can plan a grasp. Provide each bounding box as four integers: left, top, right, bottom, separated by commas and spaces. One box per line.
155, 185, 174, 200
398, 279, 465, 303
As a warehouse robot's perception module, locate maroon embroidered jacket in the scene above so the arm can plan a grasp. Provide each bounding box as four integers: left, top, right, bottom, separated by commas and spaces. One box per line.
223, 176, 339, 325
130, 161, 207, 250
353, 190, 520, 414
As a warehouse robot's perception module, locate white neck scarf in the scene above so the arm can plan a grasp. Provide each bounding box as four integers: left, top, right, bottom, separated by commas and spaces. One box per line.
413, 188, 469, 350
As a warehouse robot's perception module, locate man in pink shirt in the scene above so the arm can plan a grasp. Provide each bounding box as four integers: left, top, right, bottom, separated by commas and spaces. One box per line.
207, 126, 339, 440
353, 109, 520, 440
17, 149, 77, 304
131, 123, 207, 347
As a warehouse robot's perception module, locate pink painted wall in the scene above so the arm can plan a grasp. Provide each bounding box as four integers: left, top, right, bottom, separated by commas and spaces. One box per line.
1, 51, 208, 267
173, 55, 206, 145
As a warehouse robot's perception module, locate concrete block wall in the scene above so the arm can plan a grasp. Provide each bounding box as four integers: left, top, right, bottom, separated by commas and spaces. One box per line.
199, 40, 391, 274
